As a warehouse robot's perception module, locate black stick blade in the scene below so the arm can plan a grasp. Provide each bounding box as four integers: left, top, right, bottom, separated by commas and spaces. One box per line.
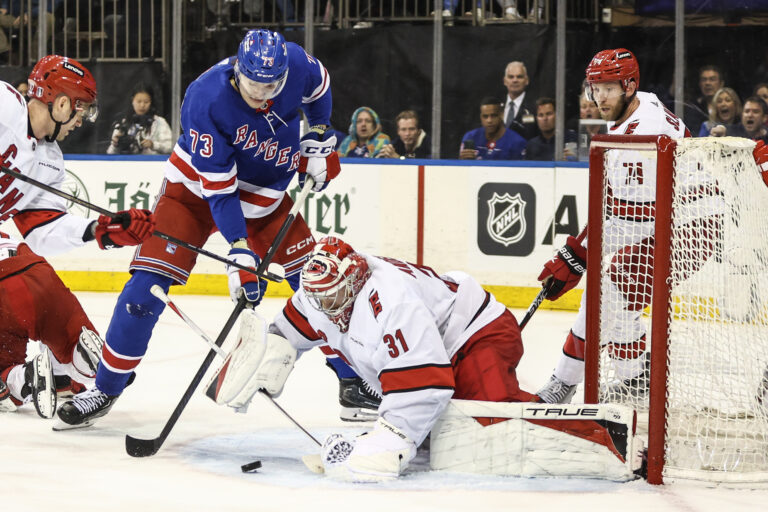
125, 435, 161, 457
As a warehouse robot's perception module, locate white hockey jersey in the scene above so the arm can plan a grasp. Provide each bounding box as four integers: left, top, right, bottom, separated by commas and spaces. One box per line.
273, 255, 506, 445
600, 91, 723, 232
604, 91, 690, 210
0, 81, 92, 256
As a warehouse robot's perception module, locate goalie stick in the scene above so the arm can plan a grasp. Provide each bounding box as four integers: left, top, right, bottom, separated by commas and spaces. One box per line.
124, 177, 316, 458
518, 225, 588, 330
149, 285, 321, 447
0, 165, 283, 283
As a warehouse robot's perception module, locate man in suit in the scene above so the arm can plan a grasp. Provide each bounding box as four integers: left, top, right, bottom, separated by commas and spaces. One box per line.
503, 61, 539, 140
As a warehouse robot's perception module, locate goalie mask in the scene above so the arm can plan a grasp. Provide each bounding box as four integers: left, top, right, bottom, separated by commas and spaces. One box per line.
584, 48, 639, 103
301, 237, 371, 332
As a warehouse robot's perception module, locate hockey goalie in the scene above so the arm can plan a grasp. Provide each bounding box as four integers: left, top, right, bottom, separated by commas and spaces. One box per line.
205, 236, 645, 482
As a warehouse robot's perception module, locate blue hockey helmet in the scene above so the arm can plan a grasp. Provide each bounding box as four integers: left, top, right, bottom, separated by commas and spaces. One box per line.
235, 29, 289, 101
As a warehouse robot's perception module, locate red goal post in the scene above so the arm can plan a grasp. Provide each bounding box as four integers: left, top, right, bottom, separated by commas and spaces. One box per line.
584, 134, 768, 486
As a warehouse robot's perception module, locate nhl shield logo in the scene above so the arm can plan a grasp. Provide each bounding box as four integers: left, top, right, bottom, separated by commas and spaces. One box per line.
486, 192, 527, 246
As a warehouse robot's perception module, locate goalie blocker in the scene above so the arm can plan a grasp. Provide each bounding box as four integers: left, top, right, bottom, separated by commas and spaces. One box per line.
430, 400, 644, 482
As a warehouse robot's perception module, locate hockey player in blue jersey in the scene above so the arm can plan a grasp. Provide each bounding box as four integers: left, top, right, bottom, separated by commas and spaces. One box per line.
56, 29, 380, 429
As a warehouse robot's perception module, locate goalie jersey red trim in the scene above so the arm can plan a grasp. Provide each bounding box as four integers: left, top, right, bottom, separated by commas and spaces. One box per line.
379, 363, 455, 395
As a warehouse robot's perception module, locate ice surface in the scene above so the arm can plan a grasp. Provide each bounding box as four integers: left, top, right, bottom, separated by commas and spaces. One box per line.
2, 293, 767, 511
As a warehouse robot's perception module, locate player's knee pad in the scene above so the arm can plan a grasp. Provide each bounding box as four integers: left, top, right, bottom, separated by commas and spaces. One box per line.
106, 271, 174, 355
608, 238, 654, 311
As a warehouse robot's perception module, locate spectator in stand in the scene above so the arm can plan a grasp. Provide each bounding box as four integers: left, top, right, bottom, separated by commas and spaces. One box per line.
0, 0, 56, 57
337, 106, 390, 158
377, 110, 431, 159
107, 83, 172, 155
14, 79, 27, 97
725, 96, 768, 143
754, 83, 768, 105
503, 61, 539, 140
699, 87, 742, 137
685, 65, 725, 136
459, 97, 526, 160
525, 97, 577, 161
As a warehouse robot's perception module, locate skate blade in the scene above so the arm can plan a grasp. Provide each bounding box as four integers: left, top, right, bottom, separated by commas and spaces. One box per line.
52, 418, 96, 431
339, 406, 377, 422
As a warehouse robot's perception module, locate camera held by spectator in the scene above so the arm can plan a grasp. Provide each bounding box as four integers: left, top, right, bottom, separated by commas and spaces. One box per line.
110, 114, 154, 154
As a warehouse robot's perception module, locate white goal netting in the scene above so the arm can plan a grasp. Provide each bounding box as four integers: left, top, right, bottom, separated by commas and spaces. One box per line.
594, 136, 768, 484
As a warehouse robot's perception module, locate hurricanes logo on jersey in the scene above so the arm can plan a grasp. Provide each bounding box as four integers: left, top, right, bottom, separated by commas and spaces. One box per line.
369, 290, 382, 318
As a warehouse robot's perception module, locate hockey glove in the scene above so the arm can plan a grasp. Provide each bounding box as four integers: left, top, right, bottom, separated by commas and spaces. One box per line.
94, 208, 156, 250
321, 418, 417, 482
753, 140, 768, 187
226, 239, 267, 305
298, 126, 340, 192
538, 235, 587, 300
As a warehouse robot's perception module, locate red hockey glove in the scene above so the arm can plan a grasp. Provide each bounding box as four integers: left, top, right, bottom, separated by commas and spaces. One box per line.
753, 140, 768, 187
538, 235, 587, 300
94, 208, 156, 250
298, 127, 341, 192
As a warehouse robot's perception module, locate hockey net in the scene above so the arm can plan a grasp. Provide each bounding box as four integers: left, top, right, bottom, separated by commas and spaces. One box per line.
584, 135, 768, 485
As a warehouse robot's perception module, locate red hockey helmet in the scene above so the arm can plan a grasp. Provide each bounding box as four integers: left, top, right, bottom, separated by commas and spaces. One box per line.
28, 55, 98, 122
585, 48, 639, 91
301, 236, 371, 332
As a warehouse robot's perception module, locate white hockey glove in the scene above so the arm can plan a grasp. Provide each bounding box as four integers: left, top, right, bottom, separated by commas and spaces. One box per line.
321, 418, 417, 482
298, 126, 340, 192
226, 239, 267, 305
206, 311, 297, 411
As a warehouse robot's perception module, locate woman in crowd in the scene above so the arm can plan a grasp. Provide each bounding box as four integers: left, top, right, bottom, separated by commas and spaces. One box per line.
699, 87, 742, 137
337, 106, 390, 158
107, 83, 173, 155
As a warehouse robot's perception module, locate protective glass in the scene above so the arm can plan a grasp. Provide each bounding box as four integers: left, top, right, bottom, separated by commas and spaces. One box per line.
586, 82, 625, 103
236, 67, 289, 101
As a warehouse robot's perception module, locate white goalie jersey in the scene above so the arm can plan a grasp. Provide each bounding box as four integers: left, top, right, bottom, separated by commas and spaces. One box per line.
0, 82, 92, 256
273, 255, 506, 445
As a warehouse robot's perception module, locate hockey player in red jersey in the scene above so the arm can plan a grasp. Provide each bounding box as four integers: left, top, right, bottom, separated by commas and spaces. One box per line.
535, 49, 692, 403
0, 55, 155, 417
206, 236, 537, 481
0, 235, 103, 418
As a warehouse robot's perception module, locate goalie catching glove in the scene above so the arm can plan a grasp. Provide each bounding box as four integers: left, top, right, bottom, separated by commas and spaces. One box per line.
226, 239, 267, 305
320, 417, 417, 482
206, 312, 297, 411
538, 235, 587, 300
298, 125, 340, 192
92, 208, 156, 249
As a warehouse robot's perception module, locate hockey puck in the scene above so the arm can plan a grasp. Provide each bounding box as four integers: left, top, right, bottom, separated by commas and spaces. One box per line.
241, 460, 262, 473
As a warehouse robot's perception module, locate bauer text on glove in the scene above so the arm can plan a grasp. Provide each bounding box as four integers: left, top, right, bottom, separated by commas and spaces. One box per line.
538, 235, 587, 300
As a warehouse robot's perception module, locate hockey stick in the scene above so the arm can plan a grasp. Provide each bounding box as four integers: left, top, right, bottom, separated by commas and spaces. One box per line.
0, 165, 282, 282
150, 285, 320, 447
124, 177, 315, 458
519, 225, 588, 331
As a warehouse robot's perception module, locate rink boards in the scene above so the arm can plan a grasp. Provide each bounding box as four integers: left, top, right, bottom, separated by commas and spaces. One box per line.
8, 156, 590, 310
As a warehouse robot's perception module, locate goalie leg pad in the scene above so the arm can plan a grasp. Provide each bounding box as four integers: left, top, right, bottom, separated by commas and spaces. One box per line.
430, 400, 643, 481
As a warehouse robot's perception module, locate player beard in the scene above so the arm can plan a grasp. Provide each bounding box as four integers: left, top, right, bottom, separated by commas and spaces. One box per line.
600, 94, 631, 123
